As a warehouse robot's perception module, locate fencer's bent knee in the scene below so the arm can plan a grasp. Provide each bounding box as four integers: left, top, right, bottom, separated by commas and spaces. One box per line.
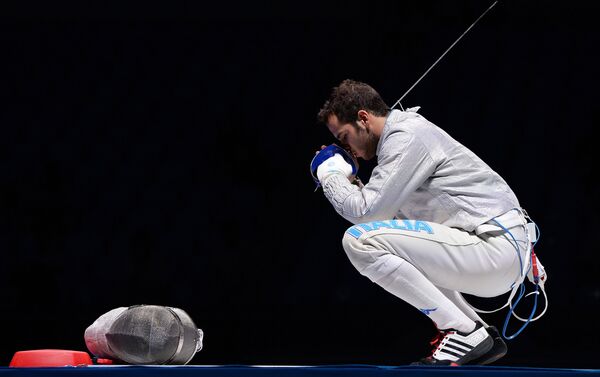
342, 232, 366, 272
342, 231, 409, 285
342, 231, 381, 274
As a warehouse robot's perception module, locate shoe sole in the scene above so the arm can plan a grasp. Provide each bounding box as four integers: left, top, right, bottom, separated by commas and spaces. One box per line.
470, 335, 507, 365
459, 334, 494, 365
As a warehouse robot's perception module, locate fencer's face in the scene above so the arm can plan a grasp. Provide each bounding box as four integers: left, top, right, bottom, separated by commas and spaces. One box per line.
326, 114, 378, 160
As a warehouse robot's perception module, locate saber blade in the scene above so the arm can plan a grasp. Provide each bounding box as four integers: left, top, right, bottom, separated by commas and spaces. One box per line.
391, 1, 498, 110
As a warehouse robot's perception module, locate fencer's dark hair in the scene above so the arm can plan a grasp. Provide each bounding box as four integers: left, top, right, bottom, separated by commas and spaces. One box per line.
317, 80, 390, 125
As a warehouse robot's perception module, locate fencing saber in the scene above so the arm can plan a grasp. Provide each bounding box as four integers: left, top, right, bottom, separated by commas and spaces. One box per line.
391, 1, 498, 111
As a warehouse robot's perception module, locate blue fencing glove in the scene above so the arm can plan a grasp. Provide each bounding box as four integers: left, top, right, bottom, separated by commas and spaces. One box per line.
310, 144, 358, 189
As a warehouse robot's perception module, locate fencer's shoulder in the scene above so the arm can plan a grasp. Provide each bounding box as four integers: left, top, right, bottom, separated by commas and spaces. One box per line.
383, 109, 433, 137
385, 108, 430, 128
378, 109, 438, 157
377, 124, 422, 159
405, 106, 421, 113
379, 108, 431, 147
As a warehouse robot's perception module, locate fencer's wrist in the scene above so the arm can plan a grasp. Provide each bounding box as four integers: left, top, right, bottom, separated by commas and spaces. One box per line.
317, 168, 344, 185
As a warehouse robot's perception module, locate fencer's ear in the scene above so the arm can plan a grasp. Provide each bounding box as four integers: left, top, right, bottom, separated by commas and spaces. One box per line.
357, 110, 369, 122
357, 110, 369, 130
357, 110, 370, 126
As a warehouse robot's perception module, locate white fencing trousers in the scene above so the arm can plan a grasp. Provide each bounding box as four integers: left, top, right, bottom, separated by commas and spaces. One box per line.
341, 214, 528, 331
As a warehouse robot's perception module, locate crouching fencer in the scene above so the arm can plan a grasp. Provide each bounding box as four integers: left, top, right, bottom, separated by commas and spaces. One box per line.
84, 305, 203, 365
311, 80, 547, 366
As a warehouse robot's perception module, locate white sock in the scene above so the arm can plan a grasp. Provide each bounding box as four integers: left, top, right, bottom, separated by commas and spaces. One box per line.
438, 287, 488, 327
360, 253, 476, 332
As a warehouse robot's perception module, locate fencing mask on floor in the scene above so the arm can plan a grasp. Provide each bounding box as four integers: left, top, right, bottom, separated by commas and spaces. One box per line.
84, 305, 203, 365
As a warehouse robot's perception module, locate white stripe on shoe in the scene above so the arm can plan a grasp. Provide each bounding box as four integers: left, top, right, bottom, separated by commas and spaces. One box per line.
432, 323, 492, 364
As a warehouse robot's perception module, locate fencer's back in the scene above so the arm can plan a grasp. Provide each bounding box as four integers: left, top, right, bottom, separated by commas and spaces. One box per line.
379, 109, 520, 231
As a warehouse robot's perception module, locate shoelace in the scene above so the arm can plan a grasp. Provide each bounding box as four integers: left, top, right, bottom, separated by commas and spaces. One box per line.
428, 331, 446, 357
416, 329, 460, 366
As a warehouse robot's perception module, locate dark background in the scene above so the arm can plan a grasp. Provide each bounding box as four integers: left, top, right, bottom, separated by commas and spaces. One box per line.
1, 0, 598, 369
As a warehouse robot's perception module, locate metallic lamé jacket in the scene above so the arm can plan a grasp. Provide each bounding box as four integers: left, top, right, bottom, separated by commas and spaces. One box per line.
321, 108, 520, 232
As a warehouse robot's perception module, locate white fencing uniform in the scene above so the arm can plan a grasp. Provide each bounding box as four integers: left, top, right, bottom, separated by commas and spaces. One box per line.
320, 108, 530, 332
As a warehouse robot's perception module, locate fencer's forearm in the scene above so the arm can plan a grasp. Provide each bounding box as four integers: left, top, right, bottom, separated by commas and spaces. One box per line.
321, 174, 362, 221
321, 132, 436, 224
321, 174, 398, 224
